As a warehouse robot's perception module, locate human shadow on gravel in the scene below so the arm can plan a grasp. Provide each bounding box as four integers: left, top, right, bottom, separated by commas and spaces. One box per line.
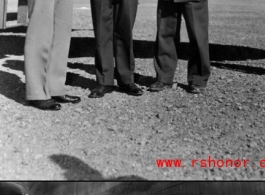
66, 61, 97, 90
1, 34, 265, 63
69, 37, 265, 80
68, 62, 95, 75
67, 62, 156, 87
2, 59, 153, 91
1, 61, 98, 91
0, 35, 25, 56
69, 37, 265, 61
66, 72, 97, 91
133, 73, 156, 87
211, 62, 265, 75
2, 60, 24, 72
0, 70, 25, 104
50, 154, 146, 180
1, 34, 265, 94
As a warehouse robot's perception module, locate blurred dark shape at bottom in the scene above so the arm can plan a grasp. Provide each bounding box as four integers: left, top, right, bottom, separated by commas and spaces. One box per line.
0, 182, 28, 195
0, 182, 264, 195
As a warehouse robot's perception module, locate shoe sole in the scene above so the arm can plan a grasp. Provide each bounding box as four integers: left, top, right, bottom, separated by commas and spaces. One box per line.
29, 104, 61, 111
28, 101, 61, 111
53, 99, 81, 104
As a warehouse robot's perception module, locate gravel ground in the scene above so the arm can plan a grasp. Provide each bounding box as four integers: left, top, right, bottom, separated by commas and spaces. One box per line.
0, 0, 265, 180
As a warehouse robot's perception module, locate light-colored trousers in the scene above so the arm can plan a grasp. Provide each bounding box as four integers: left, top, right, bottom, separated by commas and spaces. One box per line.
24, 0, 74, 100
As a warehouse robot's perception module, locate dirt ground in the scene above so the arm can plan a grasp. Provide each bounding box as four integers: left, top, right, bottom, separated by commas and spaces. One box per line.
0, 0, 265, 180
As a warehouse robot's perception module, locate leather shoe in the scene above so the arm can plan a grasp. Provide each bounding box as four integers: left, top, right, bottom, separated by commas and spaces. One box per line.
187, 85, 206, 94
28, 99, 61, 110
119, 83, 143, 96
52, 95, 81, 103
89, 85, 115, 98
149, 81, 172, 92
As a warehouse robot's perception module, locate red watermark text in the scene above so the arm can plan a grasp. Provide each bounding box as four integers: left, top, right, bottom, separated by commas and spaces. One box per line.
156, 156, 265, 168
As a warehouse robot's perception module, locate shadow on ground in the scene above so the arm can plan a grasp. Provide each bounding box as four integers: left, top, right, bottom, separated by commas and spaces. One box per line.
2, 60, 24, 72
0, 69, 25, 104
0, 35, 25, 56
69, 37, 265, 61
65, 72, 97, 91
211, 62, 265, 75
1, 28, 265, 62
1, 31, 265, 103
50, 154, 146, 180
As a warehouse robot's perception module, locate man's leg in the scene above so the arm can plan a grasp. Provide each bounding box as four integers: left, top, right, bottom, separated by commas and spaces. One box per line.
47, 0, 81, 103
24, 0, 63, 110
113, 0, 142, 96
175, 12, 182, 54
24, 0, 56, 100
153, 0, 182, 84
89, 0, 116, 98
90, 0, 115, 86
150, 0, 182, 91
113, 0, 138, 86
183, 0, 210, 89
48, 0, 74, 97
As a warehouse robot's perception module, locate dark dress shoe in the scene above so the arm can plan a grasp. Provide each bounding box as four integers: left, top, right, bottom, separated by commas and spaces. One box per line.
28, 99, 61, 110
149, 81, 172, 92
88, 85, 115, 98
187, 85, 206, 94
52, 95, 81, 103
119, 83, 143, 96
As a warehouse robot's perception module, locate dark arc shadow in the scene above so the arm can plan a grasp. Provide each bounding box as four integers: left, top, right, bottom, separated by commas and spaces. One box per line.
50, 154, 146, 180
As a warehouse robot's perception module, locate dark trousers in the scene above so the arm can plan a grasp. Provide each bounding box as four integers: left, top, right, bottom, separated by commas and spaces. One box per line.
90, 0, 138, 86
154, 0, 211, 87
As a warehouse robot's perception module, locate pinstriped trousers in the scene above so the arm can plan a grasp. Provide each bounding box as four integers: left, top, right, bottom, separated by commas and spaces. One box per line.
24, 0, 73, 100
